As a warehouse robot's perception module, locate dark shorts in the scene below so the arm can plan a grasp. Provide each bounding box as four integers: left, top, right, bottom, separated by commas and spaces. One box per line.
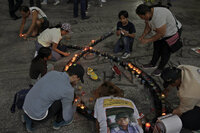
40, 17, 49, 32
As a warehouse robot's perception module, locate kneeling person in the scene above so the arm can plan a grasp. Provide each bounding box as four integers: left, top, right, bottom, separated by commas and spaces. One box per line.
23, 64, 85, 132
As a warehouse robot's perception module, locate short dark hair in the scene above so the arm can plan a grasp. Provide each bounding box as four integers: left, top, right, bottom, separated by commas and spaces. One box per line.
118, 10, 129, 19
136, 4, 151, 15
19, 6, 30, 13
93, 81, 124, 98
161, 67, 182, 88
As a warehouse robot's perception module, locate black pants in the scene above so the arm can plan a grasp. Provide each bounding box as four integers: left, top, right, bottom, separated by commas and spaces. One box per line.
30, 0, 41, 8
150, 39, 171, 70
180, 106, 200, 130
8, 0, 23, 17
73, 0, 87, 18
26, 100, 64, 123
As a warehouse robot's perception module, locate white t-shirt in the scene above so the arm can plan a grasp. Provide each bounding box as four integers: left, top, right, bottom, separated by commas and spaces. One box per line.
148, 7, 182, 38
29, 7, 47, 19
94, 96, 143, 133
38, 28, 62, 47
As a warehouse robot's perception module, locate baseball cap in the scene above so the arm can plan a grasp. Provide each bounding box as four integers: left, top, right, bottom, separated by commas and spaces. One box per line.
61, 23, 72, 33
115, 112, 129, 121
161, 67, 181, 88
67, 63, 85, 83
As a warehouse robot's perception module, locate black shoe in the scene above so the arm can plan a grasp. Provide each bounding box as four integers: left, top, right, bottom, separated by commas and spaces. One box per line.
167, 2, 172, 7
11, 15, 21, 20
81, 16, 90, 20
73, 15, 78, 18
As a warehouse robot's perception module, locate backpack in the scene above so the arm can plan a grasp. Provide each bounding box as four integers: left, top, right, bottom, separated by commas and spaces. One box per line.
10, 88, 30, 113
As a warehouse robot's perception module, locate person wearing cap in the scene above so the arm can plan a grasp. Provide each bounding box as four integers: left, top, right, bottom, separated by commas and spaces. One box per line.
19, 6, 49, 39
22, 63, 85, 132
161, 65, 200, 130
35, 23, 72, 61
93, 81, 143, 133
110, 112, 141, 133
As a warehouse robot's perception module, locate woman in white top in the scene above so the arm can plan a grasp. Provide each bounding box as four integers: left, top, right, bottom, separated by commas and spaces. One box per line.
19, 6, 49, 39
35, 23, 71, 61
136, 4, 182, 76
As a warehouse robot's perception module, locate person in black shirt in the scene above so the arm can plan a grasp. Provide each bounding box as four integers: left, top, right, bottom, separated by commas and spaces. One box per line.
114, 10, 136, 59
29, 47, 52, 84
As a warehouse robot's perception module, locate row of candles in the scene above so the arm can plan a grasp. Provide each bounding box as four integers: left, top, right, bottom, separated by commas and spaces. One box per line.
62, 31, 169, 129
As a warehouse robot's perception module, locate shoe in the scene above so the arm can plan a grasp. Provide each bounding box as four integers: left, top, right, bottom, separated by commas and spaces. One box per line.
11, 15, 21, 20
81, 16, 90, 20
87, 67, 98, 80
101, 0, 106, 2
53, 119, 73, 130
23, 114, 33, 132
121, 52, 130, 59
53, 0, 60, 5
151, 69, 162, 76
167, 2, 172, 7
142, 63, 157, 69
41, 1, 47, 5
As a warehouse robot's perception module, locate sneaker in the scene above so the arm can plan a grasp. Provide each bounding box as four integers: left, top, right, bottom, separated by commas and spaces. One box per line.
101, 0, 106, 2
121, 52, 130, 59
151, 69, 162, 76
41, 1, 47, 5
23, 114, 33, 132
142, 63, 157, 69
53, 119, 73, 130
53, 0, 60, 5
81, 16, 90, 20
87, 67, 98, 80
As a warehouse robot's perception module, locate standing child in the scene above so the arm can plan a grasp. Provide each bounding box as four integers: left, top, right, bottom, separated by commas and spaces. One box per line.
114, 10, 136, 59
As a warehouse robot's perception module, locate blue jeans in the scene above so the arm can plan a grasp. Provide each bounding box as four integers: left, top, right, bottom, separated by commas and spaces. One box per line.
114, 36, 134, 53
35, 41, 62, 61
73, 0, 86, 18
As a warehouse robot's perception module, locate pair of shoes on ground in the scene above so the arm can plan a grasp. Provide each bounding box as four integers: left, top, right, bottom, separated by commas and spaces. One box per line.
87, 67, 98, 80
121, 52, 130, 59
53, 119, 73, 130
142, 63, 162, 76
41, 0, 60, 5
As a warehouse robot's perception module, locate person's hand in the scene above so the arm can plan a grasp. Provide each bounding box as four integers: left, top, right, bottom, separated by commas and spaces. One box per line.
22, 34, 28, 40
63, 52, 70, 56
73, 96, 81, 106
139, 35, 144, 41
162, 88, 169, 97
140, 38, 150, 44
172, 108, 182, 116
19, 33, 25, 38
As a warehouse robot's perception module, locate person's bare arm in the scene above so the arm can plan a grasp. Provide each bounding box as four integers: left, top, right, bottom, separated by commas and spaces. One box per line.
26, 11, 38, 36
116, 30, 121, 36
19, 17, 26, 36
139, 21, 151, 40
52, 43, 70, 56
140, 24, 166, 44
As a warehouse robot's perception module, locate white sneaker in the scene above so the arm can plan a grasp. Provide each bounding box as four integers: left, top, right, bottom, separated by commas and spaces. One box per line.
101, 0, 106, 2
53, 0, 60, 5
121, 52, 130, 59
41, 1, 47, 5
